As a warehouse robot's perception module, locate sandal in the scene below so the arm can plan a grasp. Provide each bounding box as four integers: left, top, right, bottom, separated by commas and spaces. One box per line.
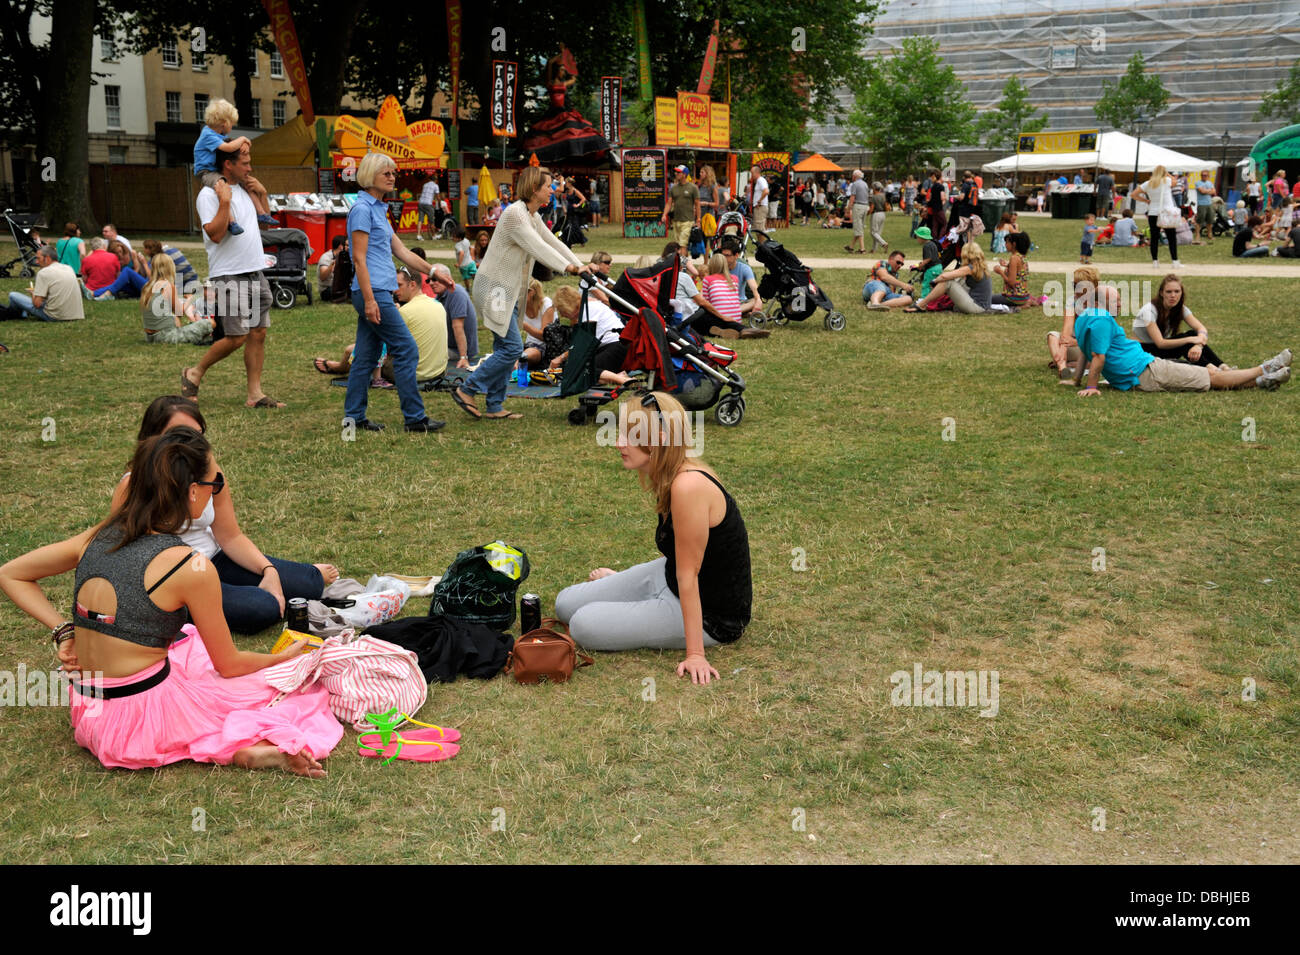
180, 367, 199, 397
312, 357, 335, 375
247, 395, 286, 408
484, 410, 524, 420
451, 387, 482, 420
356, 709, 461, 765
902, 306, 923, 313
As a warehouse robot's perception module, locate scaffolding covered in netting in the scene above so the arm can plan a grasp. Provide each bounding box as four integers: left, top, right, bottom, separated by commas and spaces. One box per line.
808, 0, 1300, 160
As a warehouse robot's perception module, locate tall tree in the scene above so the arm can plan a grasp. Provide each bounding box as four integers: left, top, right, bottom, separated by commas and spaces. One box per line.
976, 76, 1048, 152
1255, 59, 1300, 126
1093, 52, 1169, 133
845, 36, 976, 173
39, 0, 96, 230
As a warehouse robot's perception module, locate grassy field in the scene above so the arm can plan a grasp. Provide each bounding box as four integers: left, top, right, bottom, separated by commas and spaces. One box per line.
0, 227, 1296, 864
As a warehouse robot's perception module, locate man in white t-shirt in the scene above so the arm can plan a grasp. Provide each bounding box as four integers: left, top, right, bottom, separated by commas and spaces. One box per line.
748, 165, 769, 232
101, 224, 132, 253
182, 146, 285, 408
6, 245, 85, 321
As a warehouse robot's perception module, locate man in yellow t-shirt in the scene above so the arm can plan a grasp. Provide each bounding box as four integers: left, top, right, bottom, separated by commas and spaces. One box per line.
395, 266, 448, 384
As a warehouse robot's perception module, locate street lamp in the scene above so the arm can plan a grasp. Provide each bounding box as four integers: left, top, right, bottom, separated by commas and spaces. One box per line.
1219, 129, 1231, 194
1129, 112, 1150, 211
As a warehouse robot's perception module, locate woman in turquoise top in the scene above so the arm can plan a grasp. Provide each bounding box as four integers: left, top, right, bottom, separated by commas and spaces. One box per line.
55, 222, 86, 275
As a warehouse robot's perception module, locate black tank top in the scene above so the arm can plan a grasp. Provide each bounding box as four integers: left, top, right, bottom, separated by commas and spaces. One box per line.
73, 527, 193, 648
655, 470, 752, 643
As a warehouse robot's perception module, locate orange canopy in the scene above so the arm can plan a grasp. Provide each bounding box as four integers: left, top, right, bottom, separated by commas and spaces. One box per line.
793, 153, 843, 172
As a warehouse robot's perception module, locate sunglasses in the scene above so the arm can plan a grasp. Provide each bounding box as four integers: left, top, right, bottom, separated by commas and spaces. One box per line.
195, 471, 225, 495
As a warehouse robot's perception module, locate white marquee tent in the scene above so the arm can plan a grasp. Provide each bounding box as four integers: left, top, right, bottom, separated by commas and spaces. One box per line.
982, 131, 1217, 175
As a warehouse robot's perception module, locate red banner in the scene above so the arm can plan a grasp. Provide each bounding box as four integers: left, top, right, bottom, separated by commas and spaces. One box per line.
697, 20, 720, 95
261, 0, 314, 124
446, 0, 462, 123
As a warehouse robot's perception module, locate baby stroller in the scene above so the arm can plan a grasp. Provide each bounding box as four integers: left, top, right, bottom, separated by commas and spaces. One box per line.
1210, 205, 1233, 238
1, 210, 42, 278
432, 201, 458, 240
564, 260, 749, 427
710, 210, 751, 259
260, 228, 313, 308
749, 231, 846, 332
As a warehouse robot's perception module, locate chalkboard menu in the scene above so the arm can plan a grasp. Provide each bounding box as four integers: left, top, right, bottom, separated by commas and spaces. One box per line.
386, 199, 405, 229
622, 148, 667, 238
448, 169, 461, 200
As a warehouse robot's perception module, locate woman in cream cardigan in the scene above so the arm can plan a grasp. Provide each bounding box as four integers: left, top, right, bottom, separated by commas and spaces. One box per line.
454, 165, 589, 420
1130, 165, 1181, 268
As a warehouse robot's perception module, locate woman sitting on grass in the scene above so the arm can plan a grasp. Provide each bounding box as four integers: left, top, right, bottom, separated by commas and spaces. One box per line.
1132, 274, 1226, 367
991, 232, 1031, 309
904, 242, 992, 314
113, 396, 339, 634
555, 391, 751, 685
140, 254, 215, 345
0, 428, 341, 776
91, 241, 148, 300
520, 278, 557, 369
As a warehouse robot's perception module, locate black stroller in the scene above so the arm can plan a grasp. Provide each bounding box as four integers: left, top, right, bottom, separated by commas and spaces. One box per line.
748, 230, 846, 331
564, 260, 748, 427
1210, 204, 1233, 238
2, 209, 42, 278
260, 228, 313, 308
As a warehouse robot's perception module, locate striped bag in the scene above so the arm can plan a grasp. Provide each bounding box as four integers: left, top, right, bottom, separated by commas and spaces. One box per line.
263, 631, 427, 730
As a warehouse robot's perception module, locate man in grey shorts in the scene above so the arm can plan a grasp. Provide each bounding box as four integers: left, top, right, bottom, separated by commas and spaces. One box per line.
182, 146, 284, 407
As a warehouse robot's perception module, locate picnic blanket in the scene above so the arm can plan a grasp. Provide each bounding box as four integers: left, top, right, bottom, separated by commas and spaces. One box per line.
329, 370, 563, 400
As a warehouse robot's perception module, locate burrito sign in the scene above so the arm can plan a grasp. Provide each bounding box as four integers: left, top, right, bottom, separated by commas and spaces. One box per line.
332, 96, 446, 170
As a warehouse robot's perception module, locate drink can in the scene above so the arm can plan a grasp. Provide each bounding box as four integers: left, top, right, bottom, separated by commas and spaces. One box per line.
286, 597, 309, 633
516, 367, 530, 388
520, 593, 541, 634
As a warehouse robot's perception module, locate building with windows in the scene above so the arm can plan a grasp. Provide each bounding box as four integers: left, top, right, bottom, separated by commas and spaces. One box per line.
808, 0, 1300, 169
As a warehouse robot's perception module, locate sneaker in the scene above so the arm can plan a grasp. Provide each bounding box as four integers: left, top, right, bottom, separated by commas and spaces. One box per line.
1257, 366, 1291, 391
228, 222, 245, 236
1171, 260, 1183, 268
370, 378, 395, 389
81, 284, 93, 300
352, 418, 385, 432
405, 417, 446, 433
1261, 349, 1292, 375
97, 291, 115, 300
866, 301, 888, 310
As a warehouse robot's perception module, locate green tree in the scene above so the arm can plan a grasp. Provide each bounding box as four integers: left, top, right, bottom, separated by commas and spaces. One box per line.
1255, 59, 1300, 126
845, 36, 976, 173
1093, 52, 1169, 132
976, 76, 1047, 152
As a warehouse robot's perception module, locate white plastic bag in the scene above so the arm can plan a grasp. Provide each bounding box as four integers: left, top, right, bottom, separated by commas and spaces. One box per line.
331, 575, 411, 629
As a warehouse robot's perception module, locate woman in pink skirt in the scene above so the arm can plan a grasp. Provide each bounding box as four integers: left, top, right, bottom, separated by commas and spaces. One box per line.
0, 428, 342, 777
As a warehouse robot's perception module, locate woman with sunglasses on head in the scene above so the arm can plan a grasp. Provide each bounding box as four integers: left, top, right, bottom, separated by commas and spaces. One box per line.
0, 427, 341, 777
345, 151, 440, 434
555, 392, 752, 685
109, 396, 339, 635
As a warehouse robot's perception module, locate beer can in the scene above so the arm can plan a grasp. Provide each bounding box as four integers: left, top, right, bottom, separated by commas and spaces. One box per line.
520, 593, 541, 634
286, 597, 309, 633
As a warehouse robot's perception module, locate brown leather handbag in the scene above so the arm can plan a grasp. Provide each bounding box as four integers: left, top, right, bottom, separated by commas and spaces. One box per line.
506, 619, 593, 684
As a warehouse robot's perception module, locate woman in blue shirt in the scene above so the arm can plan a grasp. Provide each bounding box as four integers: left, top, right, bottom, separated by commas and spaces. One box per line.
345, 152, 443, 434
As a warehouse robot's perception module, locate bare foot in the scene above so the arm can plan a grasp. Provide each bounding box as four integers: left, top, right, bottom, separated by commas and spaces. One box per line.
589, 567, 616, 581
233, 742, 326, 778
315, 563, 340, 585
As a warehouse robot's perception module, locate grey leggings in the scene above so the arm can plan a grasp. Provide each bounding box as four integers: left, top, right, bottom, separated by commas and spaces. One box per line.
554, 558, 721, 651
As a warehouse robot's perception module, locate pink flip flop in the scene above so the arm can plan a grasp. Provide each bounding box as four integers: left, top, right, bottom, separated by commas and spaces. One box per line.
357, 730, 460, 763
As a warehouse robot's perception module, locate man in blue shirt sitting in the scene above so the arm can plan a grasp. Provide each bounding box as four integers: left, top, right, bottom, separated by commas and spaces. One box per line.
718, 236, 763, 316
1066, 267, 1291, 397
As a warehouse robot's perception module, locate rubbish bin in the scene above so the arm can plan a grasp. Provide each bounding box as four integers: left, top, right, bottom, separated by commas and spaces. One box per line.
283, 210, 326, 264
977, 188, 1014, 232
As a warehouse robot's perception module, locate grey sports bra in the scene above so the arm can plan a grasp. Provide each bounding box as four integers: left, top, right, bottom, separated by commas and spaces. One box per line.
73, 527, 193, 649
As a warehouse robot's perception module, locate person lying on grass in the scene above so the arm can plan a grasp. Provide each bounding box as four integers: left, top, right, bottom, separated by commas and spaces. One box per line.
0, 427, 339, 777
862, 250, 914, 310
555, 391, 751, 685
549, 284, 640, 387
1064, 267, 1291, 397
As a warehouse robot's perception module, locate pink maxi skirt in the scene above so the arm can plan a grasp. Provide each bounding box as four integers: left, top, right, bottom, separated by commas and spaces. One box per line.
69, 625, 343, 770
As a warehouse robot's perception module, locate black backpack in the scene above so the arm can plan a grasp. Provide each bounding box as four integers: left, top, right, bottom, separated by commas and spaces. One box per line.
429, 541, 530, 630
330, 247, 354, 301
